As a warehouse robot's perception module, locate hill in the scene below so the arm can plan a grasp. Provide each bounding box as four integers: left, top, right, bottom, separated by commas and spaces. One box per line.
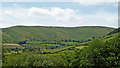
2, 26, 115, 43
66, 29, 120, 67
108, 27, 120, 35
2, 27, 119, 67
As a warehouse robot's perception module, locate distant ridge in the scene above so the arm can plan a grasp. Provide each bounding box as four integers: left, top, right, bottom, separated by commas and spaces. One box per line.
2, 25, 116, 28
2, 26, 115, 43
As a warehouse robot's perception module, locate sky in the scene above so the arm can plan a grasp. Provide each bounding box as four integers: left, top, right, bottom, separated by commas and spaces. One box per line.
0, 1, 118, 28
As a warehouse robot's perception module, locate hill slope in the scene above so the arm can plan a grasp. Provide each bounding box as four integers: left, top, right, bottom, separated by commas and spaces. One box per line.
108, 27, 120, 35
68, 28, 120, 67
2, 26, 115, 43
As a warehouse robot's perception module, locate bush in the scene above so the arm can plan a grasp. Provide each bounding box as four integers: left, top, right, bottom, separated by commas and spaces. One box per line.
68, 37, 120, 67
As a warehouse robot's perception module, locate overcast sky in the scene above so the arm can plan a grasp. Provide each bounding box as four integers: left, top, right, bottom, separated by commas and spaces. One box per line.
0, 1, 118, 28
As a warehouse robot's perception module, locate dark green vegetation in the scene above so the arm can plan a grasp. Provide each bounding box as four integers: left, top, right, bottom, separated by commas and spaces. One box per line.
2, 26, 120, 67
108, 27, 120, 35
2, 54, 68, 66
65, 33, 120, 67
2, 26, 114, 43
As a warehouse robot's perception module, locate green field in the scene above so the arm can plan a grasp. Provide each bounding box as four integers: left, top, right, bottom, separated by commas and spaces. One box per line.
2, 44, 24, 49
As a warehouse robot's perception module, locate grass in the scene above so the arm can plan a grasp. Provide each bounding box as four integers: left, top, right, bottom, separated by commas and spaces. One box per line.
99, 32, 118, 42
40, 46, 75, 54
75, 46, 88, 49
2, 44, 24, 49
42, 44, 60, 46
2, 26, 115, 43
2, 32, 119, 55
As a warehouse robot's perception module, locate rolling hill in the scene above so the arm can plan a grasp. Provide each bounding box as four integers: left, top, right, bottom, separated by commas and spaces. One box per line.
2, 27, 120, 67
2, 26, 115, 43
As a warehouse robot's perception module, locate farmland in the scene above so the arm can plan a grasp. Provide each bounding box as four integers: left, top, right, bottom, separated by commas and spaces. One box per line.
2, 44, 24, 49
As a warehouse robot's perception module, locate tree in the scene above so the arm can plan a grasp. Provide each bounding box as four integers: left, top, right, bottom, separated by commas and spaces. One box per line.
88, 39, 91, 41
65, 40, 68, 42
18, 41, 26, 44
92, 36, 95, 39
68, 37, 120, 67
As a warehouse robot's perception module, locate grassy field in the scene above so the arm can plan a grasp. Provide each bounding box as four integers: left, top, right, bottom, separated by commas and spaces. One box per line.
75, 46, 88, 49
2, 44, 24, 49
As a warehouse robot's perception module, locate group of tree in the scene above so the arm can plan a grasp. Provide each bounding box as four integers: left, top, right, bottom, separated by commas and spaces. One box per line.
63, 36, 120, 67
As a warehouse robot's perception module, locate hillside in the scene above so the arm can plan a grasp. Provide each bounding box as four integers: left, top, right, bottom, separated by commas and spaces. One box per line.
2, 26, 115, 43
2, 27, 120, 67
108, 27, 120, 35
64, 28, 120, 67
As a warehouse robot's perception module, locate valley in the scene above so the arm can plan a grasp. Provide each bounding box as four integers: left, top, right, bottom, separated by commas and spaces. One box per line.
1, 26, 120, 67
